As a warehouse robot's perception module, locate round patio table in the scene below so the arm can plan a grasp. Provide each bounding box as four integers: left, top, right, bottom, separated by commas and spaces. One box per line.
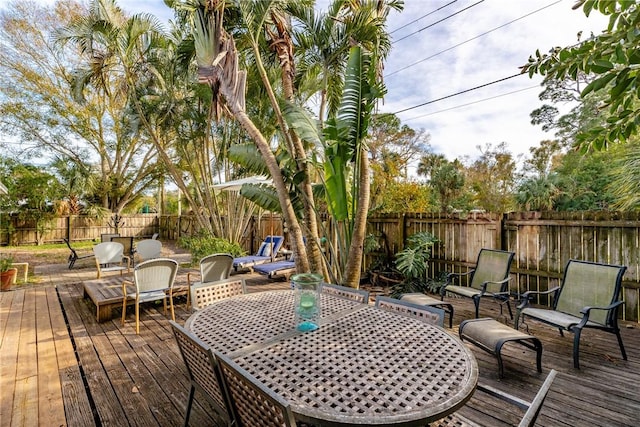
186, 290, 478, 426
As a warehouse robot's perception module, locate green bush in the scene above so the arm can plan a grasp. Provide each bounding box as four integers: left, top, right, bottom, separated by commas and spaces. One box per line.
389, 232, 439, 298
178, 234, 245, 266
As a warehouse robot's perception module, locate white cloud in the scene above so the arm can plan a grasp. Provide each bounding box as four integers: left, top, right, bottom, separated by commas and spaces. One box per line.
382, 0, 609, 162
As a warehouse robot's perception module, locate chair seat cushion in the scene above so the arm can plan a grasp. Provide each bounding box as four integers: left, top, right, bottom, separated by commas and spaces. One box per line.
133, 290, 168, 302
445, 285, 482, 298
520, 307, 601, 329
401, 293, 443, 306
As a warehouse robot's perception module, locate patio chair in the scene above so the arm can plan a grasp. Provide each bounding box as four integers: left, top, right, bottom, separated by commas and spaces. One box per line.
375, 296, 445, 327
400, 292, 454, 328
93, 241, 130, 279
110, 236, 135, 265
63, 238, 94, 269
441, 248, 515, 319
321, 283, 370, 304
232, 235, 285, 271
187, 253, 233, 289
515, 259, 627, 369
135, 239, 162, 263
121, 258, 179, 334
191, 278, 247, 311
215, 351, 297, 427
100, 233, 120, 243
169, 321, 233, 427
432, 369, 557, 427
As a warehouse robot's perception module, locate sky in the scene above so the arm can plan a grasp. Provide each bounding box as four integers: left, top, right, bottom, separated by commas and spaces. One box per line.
4, 0, 611, 163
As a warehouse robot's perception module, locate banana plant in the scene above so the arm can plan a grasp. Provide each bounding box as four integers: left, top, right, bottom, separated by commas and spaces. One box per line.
285, 45, 383, 285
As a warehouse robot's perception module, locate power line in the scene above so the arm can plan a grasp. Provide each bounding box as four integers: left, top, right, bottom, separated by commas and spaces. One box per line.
392, 73, 522, 115
386, 0, 563, 77
392, 0, 485, 45
389, 0, 458, 35
401, 85, 539, 122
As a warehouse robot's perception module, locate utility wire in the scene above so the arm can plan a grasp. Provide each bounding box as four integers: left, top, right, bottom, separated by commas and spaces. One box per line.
392, 73, 522, 115
386, 0, 563, 77
392, 0, 485, 44
389, 0, 458, 35
402, 85, 539, 122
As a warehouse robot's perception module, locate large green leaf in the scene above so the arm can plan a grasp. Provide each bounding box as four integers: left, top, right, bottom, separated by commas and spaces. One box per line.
228, 143, 270, 176
283, 102, 322, 146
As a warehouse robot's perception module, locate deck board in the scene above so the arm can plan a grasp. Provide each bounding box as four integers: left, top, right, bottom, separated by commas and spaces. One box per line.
2, 277, 640, 426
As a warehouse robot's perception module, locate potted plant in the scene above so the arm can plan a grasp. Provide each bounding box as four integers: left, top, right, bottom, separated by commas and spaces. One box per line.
1, 255, 17, 291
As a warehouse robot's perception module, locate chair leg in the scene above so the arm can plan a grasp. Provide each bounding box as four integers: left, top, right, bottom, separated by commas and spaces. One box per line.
121, 298, 127, 326
170, 295, 176, 321
472, 296, 480, 318
615, 329, 627, 360
572, 328, 582, 369
135, 302, 140, 334
183, 385, 195, 427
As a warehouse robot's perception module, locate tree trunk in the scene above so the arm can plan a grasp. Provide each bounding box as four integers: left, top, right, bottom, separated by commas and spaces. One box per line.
343, 148, 370, 288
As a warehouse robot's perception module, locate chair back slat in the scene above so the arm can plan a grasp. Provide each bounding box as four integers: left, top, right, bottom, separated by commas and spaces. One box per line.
170, 321, 230, 414
555, 260, 626, 325
192, 278, 247, 310
375, 296, 445, 327
470, 249, 515, 293
200, 254, 234, 283
134, 258, 178, 293
215, 352, 297, 427
320, 283, 369, 303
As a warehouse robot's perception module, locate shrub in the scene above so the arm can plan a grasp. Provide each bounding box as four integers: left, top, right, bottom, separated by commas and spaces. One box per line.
178, 233, 245, 266
389, 232, 439, 297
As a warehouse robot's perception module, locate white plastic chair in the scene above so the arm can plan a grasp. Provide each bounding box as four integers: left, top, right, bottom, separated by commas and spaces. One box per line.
187, 253, 233, 290
135, 239, 162, 263
121, 258, 179, 334
93, 241, 130, 279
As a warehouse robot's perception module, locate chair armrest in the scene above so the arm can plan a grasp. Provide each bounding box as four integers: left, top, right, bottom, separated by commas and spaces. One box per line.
122, 279, 133, 297
479, 276, 511, 294
573, 300, 624, 329
517, 286, 560, 309
186, 271, 199, 287
446, 269, 475, 284
441, 269, 476, 296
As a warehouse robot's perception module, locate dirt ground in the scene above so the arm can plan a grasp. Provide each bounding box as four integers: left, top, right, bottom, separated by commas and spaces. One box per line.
0, 240, 190, 269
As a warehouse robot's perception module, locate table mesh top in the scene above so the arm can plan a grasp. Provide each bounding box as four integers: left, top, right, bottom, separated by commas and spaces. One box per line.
187, 291, 477, 425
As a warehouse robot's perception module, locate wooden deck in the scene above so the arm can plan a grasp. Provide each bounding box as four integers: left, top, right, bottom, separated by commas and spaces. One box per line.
2, 278, 640, 426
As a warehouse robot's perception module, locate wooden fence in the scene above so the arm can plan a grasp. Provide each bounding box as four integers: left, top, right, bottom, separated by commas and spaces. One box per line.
2, 210, 640, 320
368, 211, 640, 322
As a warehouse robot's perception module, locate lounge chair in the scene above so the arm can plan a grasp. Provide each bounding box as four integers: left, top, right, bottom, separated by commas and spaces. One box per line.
232, 235, 285, 271
441, 248, 515, 319
64, 238, 95, 269
515, 259, 627, 369
253, 259, 296, 280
